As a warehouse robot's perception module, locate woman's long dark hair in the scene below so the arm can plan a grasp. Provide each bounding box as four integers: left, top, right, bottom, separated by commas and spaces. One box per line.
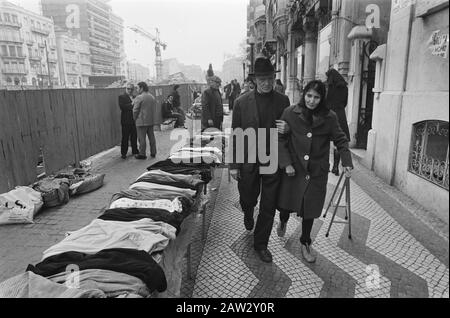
299, 80, 329, 123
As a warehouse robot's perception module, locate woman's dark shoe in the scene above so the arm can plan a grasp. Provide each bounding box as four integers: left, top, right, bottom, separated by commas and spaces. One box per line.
135, 154, 147, 160
277, 221, 287, 237
255, 248, 273, 263
331, 165, 339, 176
300, 243, 317, 263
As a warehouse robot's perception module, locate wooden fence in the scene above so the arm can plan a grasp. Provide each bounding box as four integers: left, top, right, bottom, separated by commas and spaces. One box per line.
0, 83, 204, 193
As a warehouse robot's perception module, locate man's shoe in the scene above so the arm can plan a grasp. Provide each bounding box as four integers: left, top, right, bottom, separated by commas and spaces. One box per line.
255, 249, 273, 263
277, 221, 287, 237
132, 151, 139, 155
150, 154, 156, 158
300, 243, 317, 263
243, 210, 254, 231
121, 155, 127, 159
135, 154, 147, 160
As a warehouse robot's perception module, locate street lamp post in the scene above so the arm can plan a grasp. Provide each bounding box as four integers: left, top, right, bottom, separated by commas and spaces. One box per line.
242, 62, 246, 82
248, 35, 256, 74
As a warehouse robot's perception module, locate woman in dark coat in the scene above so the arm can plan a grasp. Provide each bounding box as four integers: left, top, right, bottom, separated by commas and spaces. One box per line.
325, 68, 350, 176
277, 80, 353, 263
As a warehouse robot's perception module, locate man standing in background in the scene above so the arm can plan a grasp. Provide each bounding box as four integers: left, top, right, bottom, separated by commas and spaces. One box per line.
133, 82, 158, 159
201, 75, 224, 131
118, 83, 139, 159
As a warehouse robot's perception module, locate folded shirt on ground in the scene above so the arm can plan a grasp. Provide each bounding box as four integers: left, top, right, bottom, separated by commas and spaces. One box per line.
46, 269, 150, 298
0, 271, 106, 298
168, 151, 221, 164
147, 159, 213, 183
27, 248, 167, 292
109, 198, 183, 213
110, 189, 194, 211
129, 182, 197, 198
42, 218, 176, 260
135, 170, 204, 190
98, 208, 185, 234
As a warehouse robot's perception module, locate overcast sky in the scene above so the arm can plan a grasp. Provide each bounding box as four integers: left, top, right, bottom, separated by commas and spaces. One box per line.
14, 0, 248, 75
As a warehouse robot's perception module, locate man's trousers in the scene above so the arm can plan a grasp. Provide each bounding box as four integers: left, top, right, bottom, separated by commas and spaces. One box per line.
137, 125, 157, 157
121, 124, 138, 156
237, 165, 281, 250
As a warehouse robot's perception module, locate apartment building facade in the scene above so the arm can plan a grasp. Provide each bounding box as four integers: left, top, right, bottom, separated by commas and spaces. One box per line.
41, 0, 125, 77
55, 28, 91, 87
0, 0, 59, 88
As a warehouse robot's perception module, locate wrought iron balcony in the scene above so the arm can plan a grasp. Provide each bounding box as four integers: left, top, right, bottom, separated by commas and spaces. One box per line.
2, 66, 28, 74
30, 26, 50, 35
0, 20, 22, 28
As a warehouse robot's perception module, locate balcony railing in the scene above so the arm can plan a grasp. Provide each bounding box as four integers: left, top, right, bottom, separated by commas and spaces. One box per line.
0, 21, 22, 28
30, 26, 50, 35
28, 54, 42, 61
1, 54, 26, 59
2, 66, 28, 74
48, 57, 58, 63
0, 35, 24, 43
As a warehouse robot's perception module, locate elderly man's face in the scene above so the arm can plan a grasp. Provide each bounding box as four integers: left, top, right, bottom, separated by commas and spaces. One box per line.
255, 74, 275, 93
126, 85, 134, 95
210, 79, 221, 89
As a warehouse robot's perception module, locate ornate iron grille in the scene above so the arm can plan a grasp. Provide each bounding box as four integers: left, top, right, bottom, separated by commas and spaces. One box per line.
409, 120, 449, 190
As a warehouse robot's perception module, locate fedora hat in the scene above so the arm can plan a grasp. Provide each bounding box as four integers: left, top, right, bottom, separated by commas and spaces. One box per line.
250, 56, 280, 77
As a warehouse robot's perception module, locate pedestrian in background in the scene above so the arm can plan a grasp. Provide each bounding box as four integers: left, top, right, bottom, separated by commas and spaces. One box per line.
133, 82, 158, 159
325, 68, 350, 176
274, 79, 285, 95
162, 95, 186, 128
171, 84, 181, 109
229, 79, 241, 111
201, 75, 224, 131
118, 83, 139, 159
229, 56, 290, 263
276, 80, 353, 263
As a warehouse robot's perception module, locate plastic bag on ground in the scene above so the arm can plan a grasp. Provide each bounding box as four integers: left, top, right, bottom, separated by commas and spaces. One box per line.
0, 186, 43, 225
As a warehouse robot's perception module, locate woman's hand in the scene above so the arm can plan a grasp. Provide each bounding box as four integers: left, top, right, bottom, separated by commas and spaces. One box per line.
343, 166, 353, 178
276, 120, 290, 134
285, 165, 295, 177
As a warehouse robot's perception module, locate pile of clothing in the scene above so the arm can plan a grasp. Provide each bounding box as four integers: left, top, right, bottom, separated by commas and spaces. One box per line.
0, 136, 223, 298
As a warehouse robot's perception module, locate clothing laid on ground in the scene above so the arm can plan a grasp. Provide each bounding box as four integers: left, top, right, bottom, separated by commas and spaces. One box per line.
135, 170, 204, 190
98, 208, 186, 234
27, 248, 167, 292
46, 269, 150, 298
0, 271, 106, 298
109, 198, 183, 213
168, 151, 221, 164
110, 189, 194, 209
130, 182, 197, 198
42, 218, 176, 260
147, 160, 213, 184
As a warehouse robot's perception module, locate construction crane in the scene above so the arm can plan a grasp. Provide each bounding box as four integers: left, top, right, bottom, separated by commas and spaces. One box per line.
128, 25, 167, 82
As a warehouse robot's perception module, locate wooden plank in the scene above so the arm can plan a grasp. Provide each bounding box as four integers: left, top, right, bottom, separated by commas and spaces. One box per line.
16, 90, 38, 184
0, 90, 15, 192
39, 89, 58, 176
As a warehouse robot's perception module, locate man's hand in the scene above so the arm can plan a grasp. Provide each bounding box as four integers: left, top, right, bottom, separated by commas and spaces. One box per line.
230, 169, 240, 181
276, 120, 290, 134
285, 165, 295, 177
208, 119, 214, 127
343, 166, 353, 178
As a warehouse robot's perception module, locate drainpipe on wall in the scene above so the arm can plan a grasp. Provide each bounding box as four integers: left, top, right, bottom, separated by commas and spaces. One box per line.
389, 5, 414, 186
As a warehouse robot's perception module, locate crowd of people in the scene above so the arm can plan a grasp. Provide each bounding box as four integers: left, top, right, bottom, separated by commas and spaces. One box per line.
118, 56, 352, 265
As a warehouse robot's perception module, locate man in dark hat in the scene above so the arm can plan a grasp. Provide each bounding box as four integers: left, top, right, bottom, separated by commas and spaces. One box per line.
229, 56, 291, 263
201, 75, 223, 130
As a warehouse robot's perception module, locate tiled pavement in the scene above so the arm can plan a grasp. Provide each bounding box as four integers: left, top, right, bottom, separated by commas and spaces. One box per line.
0, 114, 448, 298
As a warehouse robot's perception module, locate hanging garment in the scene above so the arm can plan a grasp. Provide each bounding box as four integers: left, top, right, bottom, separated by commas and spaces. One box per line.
26, 248, 167, 292
42, 218, 176, 260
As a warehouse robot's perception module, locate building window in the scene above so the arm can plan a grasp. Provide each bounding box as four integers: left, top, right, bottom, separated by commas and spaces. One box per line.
409, 120, 449, 190
4, 13, 11, 22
